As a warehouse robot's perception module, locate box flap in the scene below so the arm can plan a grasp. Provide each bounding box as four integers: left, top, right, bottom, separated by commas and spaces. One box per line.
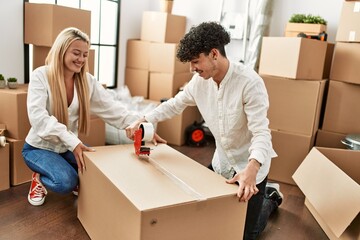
293, 147, 360, 237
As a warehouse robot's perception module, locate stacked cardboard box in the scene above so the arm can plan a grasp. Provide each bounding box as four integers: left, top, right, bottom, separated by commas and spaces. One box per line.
125, 11, 202, 146
258, 37, 330, 185
316, 0, 360, 148
0, 124, 10, 191
293, 3, 360, 239
24, 3, 95, 74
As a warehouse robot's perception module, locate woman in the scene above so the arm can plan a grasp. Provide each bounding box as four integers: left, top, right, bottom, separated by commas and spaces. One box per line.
22, 27, 163, 206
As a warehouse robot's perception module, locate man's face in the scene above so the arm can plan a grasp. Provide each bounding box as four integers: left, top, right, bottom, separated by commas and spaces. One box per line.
190, 52, 217, 80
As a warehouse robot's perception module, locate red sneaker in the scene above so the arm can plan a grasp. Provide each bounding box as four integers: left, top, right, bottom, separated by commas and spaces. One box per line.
28, 172, 47, 206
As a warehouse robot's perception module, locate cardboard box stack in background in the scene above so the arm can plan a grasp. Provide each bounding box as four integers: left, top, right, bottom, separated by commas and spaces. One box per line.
291, 3, 360, 239
78, 144, 247, 240
258, 37, 330, 185
24, 3, 95, 75
0, 85, 32, 186
125, 11, 201, 146
316, 0, 360, 148
0, 124, 10, 191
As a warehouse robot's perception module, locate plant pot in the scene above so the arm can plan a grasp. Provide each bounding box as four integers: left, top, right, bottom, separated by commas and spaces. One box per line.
0, 80, 5, 89
7, 82, 18, 89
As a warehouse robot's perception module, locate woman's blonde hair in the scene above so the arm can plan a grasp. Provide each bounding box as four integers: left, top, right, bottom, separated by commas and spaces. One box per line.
45, 27, 90, 135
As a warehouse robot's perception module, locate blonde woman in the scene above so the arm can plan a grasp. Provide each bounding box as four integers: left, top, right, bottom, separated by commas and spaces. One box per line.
22, 27, 164, 206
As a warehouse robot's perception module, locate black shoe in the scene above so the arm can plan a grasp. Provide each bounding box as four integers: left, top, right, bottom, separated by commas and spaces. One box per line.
265, 182, 283, 206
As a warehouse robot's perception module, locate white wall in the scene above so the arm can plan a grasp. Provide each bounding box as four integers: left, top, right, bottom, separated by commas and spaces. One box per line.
0, 0, 345, 86
0, 0, 24, 83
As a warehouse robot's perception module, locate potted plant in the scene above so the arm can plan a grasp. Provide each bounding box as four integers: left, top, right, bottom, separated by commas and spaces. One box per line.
7, 77, 18, 89
285, 14, 327, 37
0, 74, 5, 89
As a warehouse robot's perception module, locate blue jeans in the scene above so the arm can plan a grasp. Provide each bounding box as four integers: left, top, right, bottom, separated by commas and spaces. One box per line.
22, 142, 78, 194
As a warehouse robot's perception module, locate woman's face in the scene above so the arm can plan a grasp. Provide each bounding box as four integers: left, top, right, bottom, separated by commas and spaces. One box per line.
64, 39, 89, 74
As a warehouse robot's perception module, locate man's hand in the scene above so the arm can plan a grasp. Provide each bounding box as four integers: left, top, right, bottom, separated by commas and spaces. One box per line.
152, 133, 167, 146
226, 159, 260, 202
73, 143, 95, 173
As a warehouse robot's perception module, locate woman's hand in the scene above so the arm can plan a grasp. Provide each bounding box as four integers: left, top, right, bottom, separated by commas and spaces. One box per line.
73, 143, 95, 173
125, 117, 146, 140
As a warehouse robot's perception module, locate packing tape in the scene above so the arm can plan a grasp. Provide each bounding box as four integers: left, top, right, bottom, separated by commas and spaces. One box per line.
139, 122, 154, 142
147, 156, 207, 201
0, 136, 6, 147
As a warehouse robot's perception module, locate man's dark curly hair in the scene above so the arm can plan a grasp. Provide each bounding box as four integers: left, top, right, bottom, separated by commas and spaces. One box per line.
176, 21, 231, 62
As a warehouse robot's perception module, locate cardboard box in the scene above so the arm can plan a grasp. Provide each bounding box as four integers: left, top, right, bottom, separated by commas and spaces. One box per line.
336, 1, 360, 42
24, 3, 91, 47
7, 138, 32, 186
259, 37, 327, 80
0, 85, 30, 140
141, 11, 186, 43
322, 80, 360, 134
269, 129, 314, 185
149, 72, 192, 102
262, 75, 326, 136
293, 147, 360, 239
149, 42, 190, 73
323, 42, 335, 79
330, 42, 360, 85
126, 39, 150, 70
79, 115, 105, 147
33, 46, 95, 75
0, 143, 10, 191
160, 0, 173, 13
156, 106, 202, 146
285, 22, 327, 37
125, 68, 150, 98
315, 129, 347, 149
78, 144, 247, 240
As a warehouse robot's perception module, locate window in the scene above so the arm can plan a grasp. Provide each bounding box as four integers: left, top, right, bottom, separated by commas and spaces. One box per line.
25, 0, 120, 88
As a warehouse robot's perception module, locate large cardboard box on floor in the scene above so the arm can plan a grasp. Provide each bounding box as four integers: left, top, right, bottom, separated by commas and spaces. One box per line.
0, 85, 30, 140
330, 42, 360, 85
262, 75, 327, 136
126, 39, 150, 70
293, 147, 360, 240
156, 106, 203, 146
149, 72, 192, 101
125, 68, 150, 98
0, 143, 10, 191
336, 1, 360, 42
24, 3, 91, 47
315, 129, 347, 149
78, 115, 105, 147
259, 37, 327, 80
269, 129, 314, 185
78, 144, 247, 240
285, 22, 327, 37
149, 42, 190, 73
141, 11, 186, 43
322, 80, 360, 134
33, 46, 95, 75
6, 138, 32, 186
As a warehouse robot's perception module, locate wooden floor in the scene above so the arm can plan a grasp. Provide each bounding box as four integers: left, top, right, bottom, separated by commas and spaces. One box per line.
0, 138, 328, 240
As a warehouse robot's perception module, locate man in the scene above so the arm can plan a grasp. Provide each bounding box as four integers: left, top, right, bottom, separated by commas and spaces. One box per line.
126, 21, 282, 239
